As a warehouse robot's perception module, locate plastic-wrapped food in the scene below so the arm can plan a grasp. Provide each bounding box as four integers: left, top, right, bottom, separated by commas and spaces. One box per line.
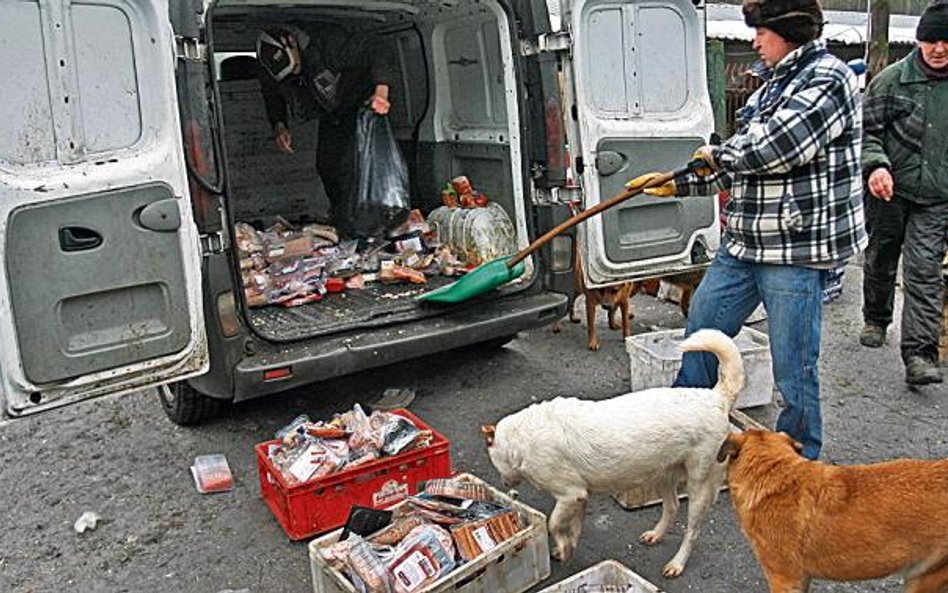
235, 222, 264, 255
347, 535, 395, 593
421, 478, 491, 502
283, 438, 349, 483
302, 223, 340, 244
368, 514, 427, 546
373, 414, 421, 456
346, 403, 381, 455
387, 525, 456, 593
388, 209, 431, 240
449, 510, 520, 562
276, 414, 312, 442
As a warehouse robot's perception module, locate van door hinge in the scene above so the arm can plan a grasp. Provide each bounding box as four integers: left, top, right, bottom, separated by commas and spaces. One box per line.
175, 36, 207, 63
200, 231, 225, 256
520, 32, 572, 57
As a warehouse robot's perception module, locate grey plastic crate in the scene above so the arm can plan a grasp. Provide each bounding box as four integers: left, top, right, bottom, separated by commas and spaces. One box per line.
309, 473, 550, 593
535, 560, 662, 593
625, 326, 774, 409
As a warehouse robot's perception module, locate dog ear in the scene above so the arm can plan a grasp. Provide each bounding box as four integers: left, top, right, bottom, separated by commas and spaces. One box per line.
480, 425, 496, 447
716, 432, 745, 462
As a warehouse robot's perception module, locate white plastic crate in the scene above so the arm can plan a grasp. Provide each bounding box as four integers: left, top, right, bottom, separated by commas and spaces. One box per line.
535, 560, 660, 593
309, 473, 550, 593
625, 326, 774, 409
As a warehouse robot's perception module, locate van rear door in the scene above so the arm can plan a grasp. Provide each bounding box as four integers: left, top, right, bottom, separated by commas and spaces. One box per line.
565, 0, 719, 285
0, 0, 207, 417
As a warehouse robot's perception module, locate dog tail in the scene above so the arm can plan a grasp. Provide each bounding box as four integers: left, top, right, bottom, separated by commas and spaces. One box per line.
679, 329, 745, 409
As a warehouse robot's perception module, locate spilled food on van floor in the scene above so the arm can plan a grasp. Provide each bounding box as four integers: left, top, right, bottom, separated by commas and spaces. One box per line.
213, 0, 531, 339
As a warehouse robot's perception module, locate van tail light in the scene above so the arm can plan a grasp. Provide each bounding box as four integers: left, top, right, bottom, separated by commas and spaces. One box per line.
184, 120, 215, 227
264, 367, 293, 381
551, 235, 573, 272
216, 291, 241, 337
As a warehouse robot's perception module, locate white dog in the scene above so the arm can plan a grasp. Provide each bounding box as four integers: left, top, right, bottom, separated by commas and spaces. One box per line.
481, 329, 744, 578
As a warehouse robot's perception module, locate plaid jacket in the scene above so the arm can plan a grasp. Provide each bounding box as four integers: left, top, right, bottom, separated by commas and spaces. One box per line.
679, 41, 867, 265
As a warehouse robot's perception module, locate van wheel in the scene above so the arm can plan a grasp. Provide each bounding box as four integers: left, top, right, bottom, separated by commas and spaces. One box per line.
158, 381, 223, 425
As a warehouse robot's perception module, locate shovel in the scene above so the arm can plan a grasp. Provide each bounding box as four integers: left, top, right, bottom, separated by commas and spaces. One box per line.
416, 159, 704, 304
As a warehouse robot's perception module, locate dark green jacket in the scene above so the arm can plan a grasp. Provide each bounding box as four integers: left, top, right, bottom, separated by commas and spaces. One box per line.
862, 49, 948, 205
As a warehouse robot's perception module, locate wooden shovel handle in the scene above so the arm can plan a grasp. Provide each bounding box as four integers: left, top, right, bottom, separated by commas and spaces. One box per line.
506, 160, 702, 269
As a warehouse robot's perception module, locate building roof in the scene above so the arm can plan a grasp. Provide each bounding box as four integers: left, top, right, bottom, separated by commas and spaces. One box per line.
706, 2, 920, 46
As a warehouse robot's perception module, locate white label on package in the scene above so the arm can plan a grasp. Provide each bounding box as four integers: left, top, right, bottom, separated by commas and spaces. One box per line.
287, 449, 319, 483
472, 526, 496, 552
392, 550, 437, 591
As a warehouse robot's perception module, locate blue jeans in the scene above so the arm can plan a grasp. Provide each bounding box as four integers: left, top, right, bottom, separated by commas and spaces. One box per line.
673, 248, 827, 459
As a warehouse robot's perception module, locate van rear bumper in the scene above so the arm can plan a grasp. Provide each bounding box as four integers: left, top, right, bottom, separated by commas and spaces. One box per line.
230, 291, 567, 402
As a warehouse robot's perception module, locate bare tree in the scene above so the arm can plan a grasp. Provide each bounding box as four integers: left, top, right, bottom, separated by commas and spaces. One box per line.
868, 0, 891, 79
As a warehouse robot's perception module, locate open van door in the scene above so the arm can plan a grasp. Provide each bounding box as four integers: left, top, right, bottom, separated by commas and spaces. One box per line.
0, 0, 207, 417
564, 0, 719, 285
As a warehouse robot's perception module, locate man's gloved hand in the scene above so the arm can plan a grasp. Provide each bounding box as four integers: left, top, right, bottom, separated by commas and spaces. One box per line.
692, 145, 719, 176
626, 172, 676, 197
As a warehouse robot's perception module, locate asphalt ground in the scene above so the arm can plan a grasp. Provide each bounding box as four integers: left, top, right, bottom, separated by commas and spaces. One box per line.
1, 260, 945, 593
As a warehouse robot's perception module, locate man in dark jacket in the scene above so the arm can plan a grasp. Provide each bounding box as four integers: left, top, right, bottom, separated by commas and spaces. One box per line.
859, 2, 948, 385
256, 24, 396, 228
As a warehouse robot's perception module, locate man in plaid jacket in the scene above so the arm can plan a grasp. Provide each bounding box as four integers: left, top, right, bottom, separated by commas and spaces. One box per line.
629, 0, 867, 459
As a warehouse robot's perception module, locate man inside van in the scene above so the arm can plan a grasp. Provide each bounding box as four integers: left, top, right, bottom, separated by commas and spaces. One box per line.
256, 24, 396, 229
629, 0, 867, 460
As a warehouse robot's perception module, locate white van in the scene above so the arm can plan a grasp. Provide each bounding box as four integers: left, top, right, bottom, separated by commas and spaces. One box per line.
0, 0, 717, 423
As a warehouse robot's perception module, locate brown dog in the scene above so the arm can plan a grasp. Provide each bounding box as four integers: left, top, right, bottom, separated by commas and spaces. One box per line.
638, 271, 704, 317
717, 429, 948, 593
566, 248, 635, 351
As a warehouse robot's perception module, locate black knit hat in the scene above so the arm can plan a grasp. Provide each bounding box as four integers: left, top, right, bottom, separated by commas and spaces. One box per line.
743, 0, 824, 44
917, 2, 948, 42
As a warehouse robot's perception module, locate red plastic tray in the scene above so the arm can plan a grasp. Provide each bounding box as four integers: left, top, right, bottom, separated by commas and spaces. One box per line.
256, 408, 452, 540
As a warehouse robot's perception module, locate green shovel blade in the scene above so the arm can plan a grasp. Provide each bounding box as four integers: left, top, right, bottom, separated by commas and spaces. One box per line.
416, 256, 526, 304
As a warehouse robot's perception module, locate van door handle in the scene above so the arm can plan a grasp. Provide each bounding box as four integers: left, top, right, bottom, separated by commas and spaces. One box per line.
595, 150, 626, 176
138, 198, 181, 232
59, 226, 103, 252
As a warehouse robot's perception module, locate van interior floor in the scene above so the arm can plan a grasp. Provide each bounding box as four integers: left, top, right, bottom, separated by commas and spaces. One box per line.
247, 275, 457, 340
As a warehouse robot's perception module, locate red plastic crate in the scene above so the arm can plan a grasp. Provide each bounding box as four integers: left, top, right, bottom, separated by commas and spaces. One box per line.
256, 408, 452, 541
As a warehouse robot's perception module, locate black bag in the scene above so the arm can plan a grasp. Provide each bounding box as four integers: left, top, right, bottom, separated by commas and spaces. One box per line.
345, 108, 410, 238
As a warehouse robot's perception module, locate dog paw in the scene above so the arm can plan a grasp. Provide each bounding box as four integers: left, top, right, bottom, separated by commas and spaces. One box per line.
550, 321, 562, 334
551, 543, 574, 563
639, 530, 663, 545
587, 339, 600, 351
662, 561, 684, 579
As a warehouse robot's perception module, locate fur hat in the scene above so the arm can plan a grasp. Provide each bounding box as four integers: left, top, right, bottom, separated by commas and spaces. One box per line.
917, 2, 948, 42
743, 0, 824, 44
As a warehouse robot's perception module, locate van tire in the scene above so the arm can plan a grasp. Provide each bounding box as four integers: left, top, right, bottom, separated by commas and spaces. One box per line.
159, 381, 223, 425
